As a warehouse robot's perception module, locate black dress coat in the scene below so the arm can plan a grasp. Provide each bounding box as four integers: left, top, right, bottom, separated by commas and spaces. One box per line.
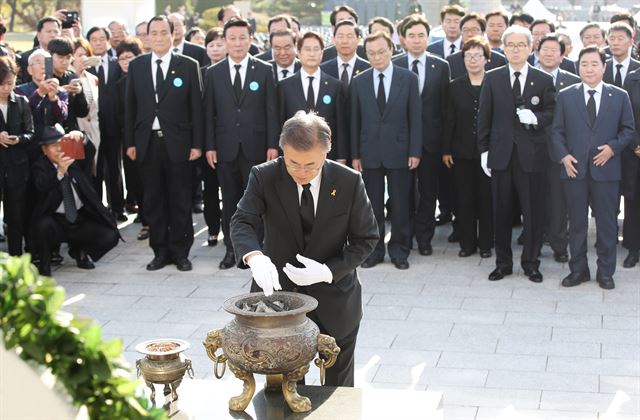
0, 92, 34, 189
622, 68, 640, 198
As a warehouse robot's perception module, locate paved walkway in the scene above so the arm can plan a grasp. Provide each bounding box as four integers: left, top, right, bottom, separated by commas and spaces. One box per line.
37, 214, 639, 419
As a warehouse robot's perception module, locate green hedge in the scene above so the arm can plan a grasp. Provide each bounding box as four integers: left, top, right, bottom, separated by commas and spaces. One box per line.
0, 253, 167, 420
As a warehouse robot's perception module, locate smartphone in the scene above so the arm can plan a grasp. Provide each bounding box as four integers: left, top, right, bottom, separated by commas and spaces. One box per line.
44, 56, 53, 79
83, 56, 101, 68
62, 11, 78, 29
69, 78, 81, 86
60, 138, 85, 160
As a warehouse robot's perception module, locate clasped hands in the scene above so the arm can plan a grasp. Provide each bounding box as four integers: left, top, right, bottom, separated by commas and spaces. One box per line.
248, 253, 332, 296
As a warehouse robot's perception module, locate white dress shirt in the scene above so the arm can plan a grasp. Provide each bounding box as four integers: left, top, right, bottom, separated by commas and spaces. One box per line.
509, 64, 529, 96
443, 37, 462, 58
151, 50, 172, 130
228, 54, 250, 88
407, 51, 426, 93
373, 63, 393, 98
583, 81, 603, 115
300, 68, 321, 105
277, 62, 296, 81
612, 55, 631, 84
337, 55, 357, 81
296, 170, 322, 215
95, 54, 110, 84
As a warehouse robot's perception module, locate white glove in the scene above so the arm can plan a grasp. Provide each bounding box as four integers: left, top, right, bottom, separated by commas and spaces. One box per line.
480, 151, 491, 177
283, 254, 333, 286
516, 108, 538, 125
248, 254, 281, 296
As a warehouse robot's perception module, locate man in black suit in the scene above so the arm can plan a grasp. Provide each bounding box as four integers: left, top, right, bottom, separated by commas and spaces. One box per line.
125, 15, 203, 272
278, 32, 347, 162
528, 19, 576, 74
604, 13, 640, 60
550, 46, 635, 290
427, 4, 465, 59
478, 25, 556, 283
622, 69, 640, 268
230, 111, 378, 387
31, 125, 119, 276
447, 13, 507, 80
321, 5, 367, 63
268, 29, 301, 82
107, 20, 127, 58
351, 31, 422, 269
537, 34, 581, 264
393, 14, 450, 256
603, 23, 640, 88
216, 5, 260, 56
255, 14, 292, 62
203, 18, 279, 270
486, 10, 508, 52
86, 26, 126, 222
320, 20, 370, 91
18, 16, 61, 84
167, 13, 207, 66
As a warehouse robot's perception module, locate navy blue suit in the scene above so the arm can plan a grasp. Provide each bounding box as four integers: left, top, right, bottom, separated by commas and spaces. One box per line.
550, 82, 635, 278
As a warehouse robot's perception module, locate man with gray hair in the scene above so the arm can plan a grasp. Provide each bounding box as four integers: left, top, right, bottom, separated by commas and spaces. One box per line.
230, 111, 379, 387
478, 24, 556, 283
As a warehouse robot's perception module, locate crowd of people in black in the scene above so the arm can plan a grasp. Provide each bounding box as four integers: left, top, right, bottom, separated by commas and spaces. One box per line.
0, 4, 638, 290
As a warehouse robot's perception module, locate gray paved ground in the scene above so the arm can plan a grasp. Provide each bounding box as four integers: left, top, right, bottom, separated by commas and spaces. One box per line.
33, 214, 640, 419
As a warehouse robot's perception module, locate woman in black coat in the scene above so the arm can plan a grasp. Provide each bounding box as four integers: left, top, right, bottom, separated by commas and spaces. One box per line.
442, 37, 493, 258
621, 69, 640, 268
0, 56, 34, 255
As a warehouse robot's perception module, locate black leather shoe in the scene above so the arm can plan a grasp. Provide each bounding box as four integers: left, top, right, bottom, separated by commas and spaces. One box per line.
554, 251, 569, 263
361, 256, 383, 268
193, 202, 204, 214
597, 276, 615, 290
561, 271, 590, 287
447, 231, 460, 243
219, 250, 236, 269
488, 267, 513, 281
435, 213, 452, 226
480, 249, 492, 258
137, 226, 150, 240
51, 251, 63, 265
114, 212, 128, 222
176, 258, 192, 271
74, 251, 95, 270
391, 259, 409, 270
207, 235, 218, 247
146, 255, 168, 271
623, 250, 639, 268
458, 249, 476, 257
418, 243, 433, 256
524, 269, 543, 283
125, 203, 138, 214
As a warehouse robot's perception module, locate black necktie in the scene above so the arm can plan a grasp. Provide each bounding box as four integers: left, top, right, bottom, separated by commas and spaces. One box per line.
377, 73, 385, 114
449, 44, 456, 55
615, 64, 623, 87
300, 183, 314, 245
61, 174, 78, 223
155, 59, 164, 91
340, 63, 349, 87
587, 89, 597, 126
512, 71, 521, 98
233, 64, 242, 100
281, 69, 289, 79
306, 76, 315, 110
97, 64, 105, 85
411, 59, 419, 75
173, 47, 179, 54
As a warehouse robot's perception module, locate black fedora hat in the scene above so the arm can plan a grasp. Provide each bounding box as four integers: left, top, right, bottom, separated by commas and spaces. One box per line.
39, 124, 65, 145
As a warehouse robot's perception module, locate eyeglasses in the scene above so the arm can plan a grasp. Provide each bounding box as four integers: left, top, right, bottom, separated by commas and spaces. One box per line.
464, 53, 485, 61
462, 27, 482, 34
505, 42, 528, 50
285, 160, 324, 173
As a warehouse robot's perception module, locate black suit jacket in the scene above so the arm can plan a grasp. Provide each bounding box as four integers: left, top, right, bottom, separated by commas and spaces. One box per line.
0, 92, 34, 189
270, 59, 302, 81
203, 56, 278, 162
230, 158, 379, 339
17, 47, 36, 84
393, 53, 449, 154
321, 44, 367, 63
320, 56, 370, 85
87, 56, 122, 140
350, 66, 423, 168
528, 53, 577, 74
256, 48, 272, 62
442, 75, 483, 160
478, 64, 556, 173
124, 53, 203, 163
446, 49, 507, 80
181, 41, 208, 67
278, 71, 347, 160
603, 57, 640, 86
622, 68, 640, 198
426, 39, 445, 58
555, 68, 581, 92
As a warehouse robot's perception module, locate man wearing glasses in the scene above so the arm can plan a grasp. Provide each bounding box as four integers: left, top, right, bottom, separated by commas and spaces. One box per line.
230, 111, 378, 387
478, 25, 556, 283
